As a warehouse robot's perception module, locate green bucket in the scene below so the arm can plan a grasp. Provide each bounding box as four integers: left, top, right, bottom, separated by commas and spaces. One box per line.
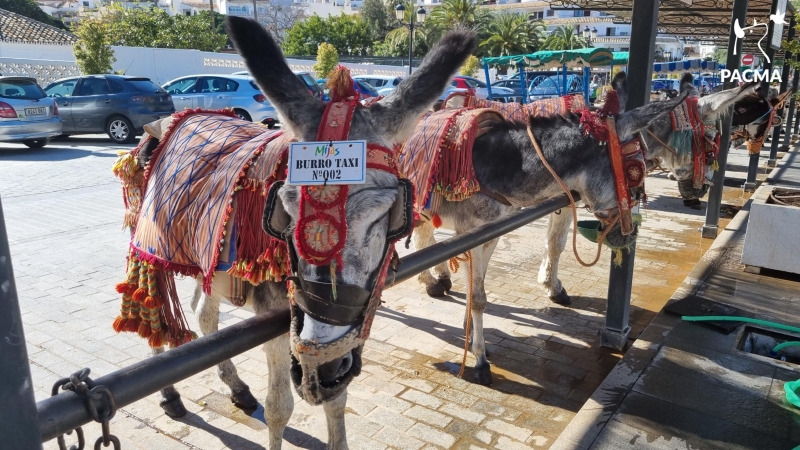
577, 213, 642, 249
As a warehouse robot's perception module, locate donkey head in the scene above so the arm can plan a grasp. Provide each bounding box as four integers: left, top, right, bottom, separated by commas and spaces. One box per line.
643, 73, 758, 200
735, 88, 790, 152
228, 17, 476, 404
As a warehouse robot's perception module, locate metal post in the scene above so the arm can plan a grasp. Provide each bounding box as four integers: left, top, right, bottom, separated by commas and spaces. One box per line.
408, 13, 414, 76
602, 0, 659, 350
583, 66, 591, 103
785, 61, 800, 148
518, 61, 527, 104
702, 0, 749, 239
562, 61, 568, 95
769, 16, 796, 166
484, 62, 493, 101
0, 196, 43, 450
252, 0, 258, 22
745, 0, 781, 190
209, 0, 216, 31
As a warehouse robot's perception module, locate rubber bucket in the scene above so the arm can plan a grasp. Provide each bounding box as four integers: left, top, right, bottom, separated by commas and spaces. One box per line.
577, 213, 642, 249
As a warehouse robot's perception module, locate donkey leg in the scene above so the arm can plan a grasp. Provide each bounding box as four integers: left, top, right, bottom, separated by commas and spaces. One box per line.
153, 346, 188, 418
464, 238, 499, 386
413, 221, 450, 297
195, 282, 258, 410
537, 210, 571, 305
263, 335, 293, 450
323, 391, 349, 450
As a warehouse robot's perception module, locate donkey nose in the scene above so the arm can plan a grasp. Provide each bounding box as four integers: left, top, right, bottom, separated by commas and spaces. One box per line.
317, 353, 353, 383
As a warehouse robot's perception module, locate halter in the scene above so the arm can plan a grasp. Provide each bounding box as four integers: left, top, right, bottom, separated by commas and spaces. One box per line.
262, 71, 414, 403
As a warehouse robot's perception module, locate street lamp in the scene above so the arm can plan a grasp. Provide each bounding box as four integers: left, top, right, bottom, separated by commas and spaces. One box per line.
582, 26, 598, 46
395, 3, 426, 75
664, 51, 672, 62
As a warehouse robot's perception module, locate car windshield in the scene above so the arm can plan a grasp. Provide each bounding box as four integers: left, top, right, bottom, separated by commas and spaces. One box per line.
463, 78, 486, 88
0, 79, 46, 100
129, 79, 165, 93
355, 80, 378, 96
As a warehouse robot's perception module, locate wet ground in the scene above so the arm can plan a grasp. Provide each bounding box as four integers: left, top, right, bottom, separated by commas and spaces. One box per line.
0, 135, 778, 449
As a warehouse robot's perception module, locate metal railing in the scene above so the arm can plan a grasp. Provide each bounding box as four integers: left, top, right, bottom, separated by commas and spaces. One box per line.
0, 190, 574, 448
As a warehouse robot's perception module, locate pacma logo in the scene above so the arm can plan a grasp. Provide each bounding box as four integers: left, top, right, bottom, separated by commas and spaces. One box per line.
721, 13, 788, 83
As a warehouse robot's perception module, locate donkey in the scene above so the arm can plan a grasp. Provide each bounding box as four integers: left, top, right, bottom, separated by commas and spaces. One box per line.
122, 17, 476, 450
643, 74, 774, 207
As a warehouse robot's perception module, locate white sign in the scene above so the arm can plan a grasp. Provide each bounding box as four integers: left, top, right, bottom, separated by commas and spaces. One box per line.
287, 140, 367, 185
771, 0, 788, 49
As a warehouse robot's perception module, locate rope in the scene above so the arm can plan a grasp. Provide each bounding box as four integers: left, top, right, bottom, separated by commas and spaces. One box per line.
448, 251, 474, 378
526, 125, 616, 267
646, 129, 679, 157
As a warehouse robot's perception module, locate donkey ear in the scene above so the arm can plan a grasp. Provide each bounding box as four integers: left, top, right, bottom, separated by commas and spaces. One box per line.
368, 29, 477, 143
226, 16, 324, 140
616, 92, 689, 142
612, 71, 628, 111
697, 81, 757, 120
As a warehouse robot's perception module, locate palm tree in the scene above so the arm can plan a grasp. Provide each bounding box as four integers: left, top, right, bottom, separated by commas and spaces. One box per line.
541, 25, 587, 51
480, 13, 546, 57
384, 1, 434, 57
427, 0, 491, 33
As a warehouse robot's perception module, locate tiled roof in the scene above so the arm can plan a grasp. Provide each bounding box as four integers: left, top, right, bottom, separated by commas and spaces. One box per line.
0, 8, 77, 45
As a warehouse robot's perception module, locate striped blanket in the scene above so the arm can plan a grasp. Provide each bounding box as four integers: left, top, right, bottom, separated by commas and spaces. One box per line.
398, 108, 504, 214
442, 92, 586, 123
113, 110, 291, 347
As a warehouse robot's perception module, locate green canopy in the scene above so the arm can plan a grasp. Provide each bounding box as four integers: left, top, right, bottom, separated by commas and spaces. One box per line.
524, 48, 614, 70
612, 52, 629, 66
481, 54, 527, 67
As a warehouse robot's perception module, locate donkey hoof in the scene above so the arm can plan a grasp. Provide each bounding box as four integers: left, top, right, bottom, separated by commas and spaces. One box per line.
438, 277, 452, 293
231, 387, 258, 410
160, 397, 187, 418
473, 364, 493, 385
549, 287, 571, 306
426, 282, 447, 297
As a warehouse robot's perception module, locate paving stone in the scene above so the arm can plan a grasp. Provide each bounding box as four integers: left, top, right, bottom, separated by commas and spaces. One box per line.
401, 389, 444, 409
404, 405, 453, 428
483, 419, 532, 442
407, 423, 457, 448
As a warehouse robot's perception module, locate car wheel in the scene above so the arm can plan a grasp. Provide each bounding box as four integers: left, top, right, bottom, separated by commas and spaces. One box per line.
107, 116, 136, 144
267, 122, 276, 129
233, 109, 252, 122
54, 134, 70, 140
22, 138, 50, 148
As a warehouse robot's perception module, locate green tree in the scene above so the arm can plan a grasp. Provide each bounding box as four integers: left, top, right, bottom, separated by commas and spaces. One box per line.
102, 5, 226, 52
710, 47, 728, 63
2, 0, 67, 29
313, 42, 339, 78
460, 54, 480, 76
360, 0, 390, 40
382, 1, 436, 57
427, 0, 491, 33
73, 18, 116, 74
541, 25, 587, 51
283, 13, 373, 56
480, 13, 545, 57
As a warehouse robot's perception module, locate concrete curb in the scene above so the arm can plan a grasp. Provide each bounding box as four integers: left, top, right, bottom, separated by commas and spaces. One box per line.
549, 143, 795, 450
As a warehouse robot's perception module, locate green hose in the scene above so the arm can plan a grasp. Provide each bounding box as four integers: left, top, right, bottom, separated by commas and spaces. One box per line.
772, 341, 800, 353
681, 316, 800, 335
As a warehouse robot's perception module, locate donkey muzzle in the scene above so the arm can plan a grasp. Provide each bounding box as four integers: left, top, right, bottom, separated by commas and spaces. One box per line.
291, 277, 372, 326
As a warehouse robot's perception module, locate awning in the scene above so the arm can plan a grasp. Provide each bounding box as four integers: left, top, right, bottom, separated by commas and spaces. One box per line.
524, 48, 615, 69
481, 55, 527, 67
652, 59, 725, 74
612, 52, 629, 65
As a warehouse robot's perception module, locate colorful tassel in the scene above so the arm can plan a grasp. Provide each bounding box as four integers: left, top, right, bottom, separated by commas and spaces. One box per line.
432, 214, 443, 228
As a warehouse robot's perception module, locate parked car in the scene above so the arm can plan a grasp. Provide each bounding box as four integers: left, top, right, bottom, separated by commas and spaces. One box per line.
162, 74, 278, 127
352, 75, 402, 96
0, 76, 61, 148
452, 76, 515, 101
316, 78, 380, 101
44, 75, 174, 143
233, 70, 323, 100
491, 79, 526, 101
528, 74, 585, 100
652, 78, 711, 95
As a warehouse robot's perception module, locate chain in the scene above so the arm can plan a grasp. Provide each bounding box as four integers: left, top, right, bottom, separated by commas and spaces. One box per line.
52, 368, 121, 450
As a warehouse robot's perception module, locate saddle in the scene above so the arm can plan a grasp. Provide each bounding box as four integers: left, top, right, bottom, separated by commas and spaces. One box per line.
442, 92, 586, 123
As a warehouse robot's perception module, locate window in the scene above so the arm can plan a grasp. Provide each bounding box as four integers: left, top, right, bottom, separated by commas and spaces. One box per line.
606, 27, 616, 36
529, 11, 543, 20
545, 9, 554, 16
109, 80, 125, 93
198, 77, 238, 93
128, 79, 165, 93
75, 78, 110, 96
573, 10, 589, 17
185, 10, 191, 15
0, 79, 46, 99
45, 80, 77, 97
163, 77, 198, 94
228, 5, 247, 13
82, 1, 89, 6
463, 78, 486, 88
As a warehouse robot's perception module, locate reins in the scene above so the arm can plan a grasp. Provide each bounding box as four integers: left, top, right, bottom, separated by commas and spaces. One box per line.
646, 129, 679, 157
525, 125, 617, 268
448, 252, 474, 378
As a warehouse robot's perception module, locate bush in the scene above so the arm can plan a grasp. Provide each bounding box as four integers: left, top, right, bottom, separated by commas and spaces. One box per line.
313, 42, 339, 79
460, 55, 480, 77
73, 18, 116, 75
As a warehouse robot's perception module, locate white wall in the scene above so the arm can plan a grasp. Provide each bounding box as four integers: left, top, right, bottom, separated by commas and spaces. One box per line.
0, 42, 409, 86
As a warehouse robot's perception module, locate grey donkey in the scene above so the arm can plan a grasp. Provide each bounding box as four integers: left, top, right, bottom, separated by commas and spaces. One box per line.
134, 17, 477, 450
412, 77, 688, 385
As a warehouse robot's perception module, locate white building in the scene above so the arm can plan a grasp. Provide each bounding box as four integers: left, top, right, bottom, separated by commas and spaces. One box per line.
167, 0, 360, 18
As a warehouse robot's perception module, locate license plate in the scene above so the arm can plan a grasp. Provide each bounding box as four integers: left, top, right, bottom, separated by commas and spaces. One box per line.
25, 107, 46, 116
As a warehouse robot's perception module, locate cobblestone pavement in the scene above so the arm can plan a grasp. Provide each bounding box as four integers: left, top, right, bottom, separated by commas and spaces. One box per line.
0, 136, 772, 450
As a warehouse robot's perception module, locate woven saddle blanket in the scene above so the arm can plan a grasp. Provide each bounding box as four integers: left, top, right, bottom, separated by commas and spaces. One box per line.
442, 92, 586, 123
130, 111, 292, 295
398, 107, 504, 213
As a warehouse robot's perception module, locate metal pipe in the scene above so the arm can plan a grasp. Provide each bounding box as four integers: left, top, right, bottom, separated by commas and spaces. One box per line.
0, 196, 43, 450
518, 61, 527, 105
484, 62, 493, 101
38, 307, 291, 443
702, 0, 749, 238
386, 194, 575, 287
769, 16, 795, 166
785, 60, 800, 147
408, 12, 414, 76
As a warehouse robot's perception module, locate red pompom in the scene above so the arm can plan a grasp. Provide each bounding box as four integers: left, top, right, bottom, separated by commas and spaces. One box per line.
432, 214, 443, 229
602, 90, 620, 116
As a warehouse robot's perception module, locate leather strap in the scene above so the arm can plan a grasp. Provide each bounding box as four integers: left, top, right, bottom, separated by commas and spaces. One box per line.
605, 117, 634, 235
478, 188, 512, 206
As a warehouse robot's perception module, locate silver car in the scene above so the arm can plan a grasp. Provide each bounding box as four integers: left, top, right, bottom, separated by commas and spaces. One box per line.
0, 76, 61, 148
353, 75, 402, 97
162, 74, 278, 127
